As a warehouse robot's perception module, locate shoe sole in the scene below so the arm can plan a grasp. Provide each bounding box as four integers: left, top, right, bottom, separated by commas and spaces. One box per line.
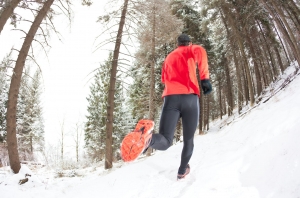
121, 119, 154, 162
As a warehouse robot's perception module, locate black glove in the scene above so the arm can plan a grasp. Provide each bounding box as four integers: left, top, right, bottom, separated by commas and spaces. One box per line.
201, 79, 212, 95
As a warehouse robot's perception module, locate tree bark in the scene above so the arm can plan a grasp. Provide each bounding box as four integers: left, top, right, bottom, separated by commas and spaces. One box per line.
285, 6, 300, 35
257, 31, 274, 83
149, 4, 156, 120
271, 1, 300, 55
6, 0, 54, 174
287, 0, 300, 25
220, 9, 242, 113
274, 25, 290, 66
199, 90, 204, 135
222, 54, 233, 115
145, 3, 157, 157
60, 121, 64, 167
241, 61, 249, 104
218, 79, 222, 119
245, 29, 262, 96
273, 45, 285, 74
0, 0, 21, 34
105, 0, 128, 169
205, 95, 210, 131
232, 48, 243, 113
260, 0, 300, 66
259, 58, 268, 88
221, 6, 255, 106
175, 120, 182, 141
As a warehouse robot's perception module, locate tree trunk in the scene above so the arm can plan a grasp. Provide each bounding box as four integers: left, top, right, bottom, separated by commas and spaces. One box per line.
105, 0, 128, 169
30, 135, 33, 153
61, 122, 64, 166
241, 61, 249, 104
199, 90, 204, 135
260, 0, 300, 66
223, 90, 227, 115
285, 6, 300, 35
0, 0, 21, 34
271, 1, 300, 62
254, 33, 269, 88
259, 58, 268, 88
262, 31, 279, 78
145, 4, 157, 157
245, 29, 262, 96
232, 49, 243, 113
6, 0, 54, 174
218, 80, 222, 119
257, 31, 274, 83
76, 125, 79, 163
257, 21, 278, 80
222, 54, 233, 115
220, 9, 242, 113
205, 95, 210, 131
221, 6, 255, 106
287, 0, 300, 27
274, 25, 290, 66
273, 45, 285, 74
175, 120, 182, 141
149, 5, 156, 121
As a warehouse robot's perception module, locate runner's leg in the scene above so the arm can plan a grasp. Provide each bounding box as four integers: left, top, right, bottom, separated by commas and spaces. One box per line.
150, 95, 180, 150
178, 94, 199, 174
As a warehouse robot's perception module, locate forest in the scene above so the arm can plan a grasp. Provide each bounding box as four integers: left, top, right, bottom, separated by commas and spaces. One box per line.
0, 0, 299, 174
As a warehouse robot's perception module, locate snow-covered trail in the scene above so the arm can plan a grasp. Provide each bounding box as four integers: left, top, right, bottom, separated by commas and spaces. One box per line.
1, 67, 300, 198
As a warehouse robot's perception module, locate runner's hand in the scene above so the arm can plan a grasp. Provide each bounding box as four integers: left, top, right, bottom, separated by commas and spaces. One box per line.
201, 79, 212, 95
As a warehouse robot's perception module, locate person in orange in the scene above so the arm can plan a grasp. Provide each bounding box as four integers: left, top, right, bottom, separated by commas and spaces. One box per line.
148, 33, 212, 180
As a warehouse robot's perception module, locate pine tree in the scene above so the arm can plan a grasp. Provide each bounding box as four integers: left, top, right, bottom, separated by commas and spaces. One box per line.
85, 53, 127, 162
0, 70, 7, 142
17, 69, 44, 161
128, 63, 152, 121
0, 54, 11, 143
16, 67, 30, 159
112, 79, 128, 160
84, 67, 107, 161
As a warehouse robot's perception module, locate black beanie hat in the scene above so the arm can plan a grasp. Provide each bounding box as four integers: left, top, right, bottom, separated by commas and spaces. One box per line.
177, 34, 191, 46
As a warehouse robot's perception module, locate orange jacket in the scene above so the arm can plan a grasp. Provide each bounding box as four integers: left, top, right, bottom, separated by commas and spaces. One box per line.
161, 44, 209, 97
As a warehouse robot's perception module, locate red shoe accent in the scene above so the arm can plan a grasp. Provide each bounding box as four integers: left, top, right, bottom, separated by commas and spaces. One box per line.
177, 164, 190, 180
121, 119, 154, 162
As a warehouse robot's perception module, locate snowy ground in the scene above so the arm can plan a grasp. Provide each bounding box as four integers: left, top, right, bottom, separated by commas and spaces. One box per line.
1, 65, 300, 198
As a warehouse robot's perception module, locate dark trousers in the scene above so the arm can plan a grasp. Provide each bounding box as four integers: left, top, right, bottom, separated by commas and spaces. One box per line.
150, 94, 199, 174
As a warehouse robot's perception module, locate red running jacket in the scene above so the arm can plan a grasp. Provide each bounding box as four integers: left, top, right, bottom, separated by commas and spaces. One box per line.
161, 44, 210, 97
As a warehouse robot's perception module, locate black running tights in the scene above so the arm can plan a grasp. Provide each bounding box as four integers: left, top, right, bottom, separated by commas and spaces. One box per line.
150, 94, 199, 174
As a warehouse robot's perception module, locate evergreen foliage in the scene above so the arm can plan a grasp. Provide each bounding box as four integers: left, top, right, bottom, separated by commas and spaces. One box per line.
0, 53, 11, 143
17, 68, 45, 161
85, 53, 128, 162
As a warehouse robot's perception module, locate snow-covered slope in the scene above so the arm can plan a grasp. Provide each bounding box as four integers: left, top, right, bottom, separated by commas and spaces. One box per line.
1, 66, 300, 198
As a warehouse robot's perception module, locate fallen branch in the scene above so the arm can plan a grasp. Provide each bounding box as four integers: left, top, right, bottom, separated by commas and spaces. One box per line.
18, 178, 28, 185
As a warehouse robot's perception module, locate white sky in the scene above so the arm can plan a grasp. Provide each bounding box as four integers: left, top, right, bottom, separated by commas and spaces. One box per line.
41, 1, 110, 142
1, 64, 300, 198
